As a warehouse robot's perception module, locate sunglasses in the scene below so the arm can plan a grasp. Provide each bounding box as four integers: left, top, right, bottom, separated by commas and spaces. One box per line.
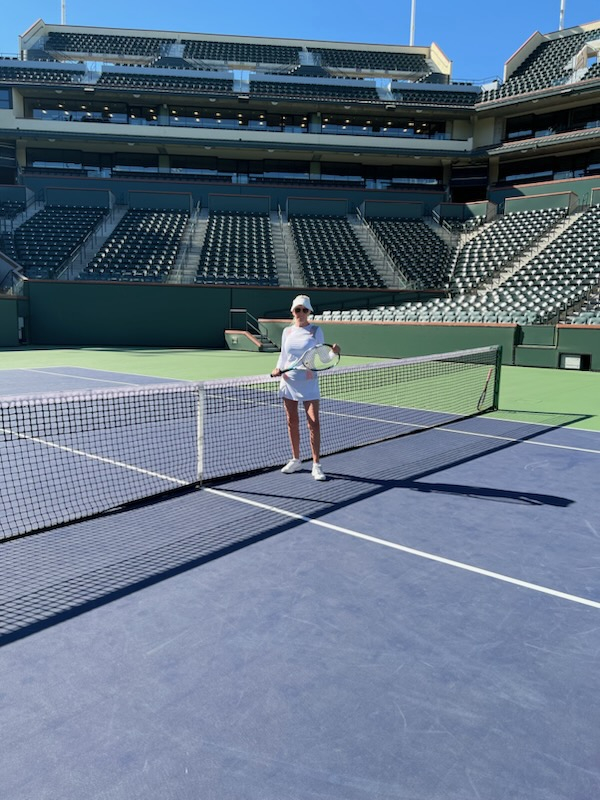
293, 307, 309, 313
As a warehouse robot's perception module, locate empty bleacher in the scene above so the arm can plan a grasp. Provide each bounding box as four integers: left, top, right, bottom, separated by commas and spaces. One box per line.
449, 208, 568, 293
307, 48, 429, 74
483, 204, 600, 322
45, 31, 173, 58
79, 208, 189, 282
481, 26, 600, 102
290, 215, 385, 288
182, 39, 301, 65
96, 71, 233, 94
249, 79, 379, 103
391, 88, 479, 107
194, 211, 278, 286
314, 205, 600, 324
367, 218, 453, 288
5, 206, 107, 279
0, 65, 84, 85
0, 199, 26, 220
567, 290, 600, 325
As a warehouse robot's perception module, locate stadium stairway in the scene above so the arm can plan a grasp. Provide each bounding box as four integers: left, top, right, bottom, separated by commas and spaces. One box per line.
279, 217, 305, 286
169, 213, 209, 284
64, 205, 129, 280
269, 210, 294, 286
349, 215, 406, 289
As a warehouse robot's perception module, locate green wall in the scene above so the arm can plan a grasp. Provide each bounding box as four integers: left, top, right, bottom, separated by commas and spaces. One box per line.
490, 176, 600, 208
557, 326, 600, 371
518, 325, 556, 346
27, 282, 231, 347
514, 346, 559, 368
22, 174, 446, 215
0, 297, 20, 346
25, 281, 424, 347
514, 325, 600, 370
17, 281, 600, 371
260, 320, 517, 362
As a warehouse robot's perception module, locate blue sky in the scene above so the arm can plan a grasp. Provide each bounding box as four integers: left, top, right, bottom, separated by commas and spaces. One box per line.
1, 0, 599, 82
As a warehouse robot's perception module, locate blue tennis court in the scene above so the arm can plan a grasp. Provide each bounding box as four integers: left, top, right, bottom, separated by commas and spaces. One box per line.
1, 365, 599, 799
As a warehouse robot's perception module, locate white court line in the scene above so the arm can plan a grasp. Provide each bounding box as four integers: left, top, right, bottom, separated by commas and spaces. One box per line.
22, 368, 148, 387
491, 414, 600, 436
205, 487, 600, 611
321, 411, 600, 455
0, 427, 187, 486
319, 403, 600, 455
441, 425, 600, 455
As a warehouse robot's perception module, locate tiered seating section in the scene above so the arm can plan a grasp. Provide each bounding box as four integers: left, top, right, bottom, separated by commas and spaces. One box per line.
7, 206, 106, 279
79, 209, 188, 282
391, 88, 478, 107
317, 206, 600, 324
195, 211, 278, 286
3, 194, 598, 318
249, 80, 379, 103
96, 72, 232, 94
46, 31, 172, 57
481, 205, 600, 322
0, 65, 84, 84
290, 215, 385, 288
367, 218, 452, 288
568, 290, 600, 325
307, 48, 428, 73
481, 26, 600, 102
182, 40, 301, 65
449, 208, 566, 293
43, 31, 429, 75
0, 199, 26, 219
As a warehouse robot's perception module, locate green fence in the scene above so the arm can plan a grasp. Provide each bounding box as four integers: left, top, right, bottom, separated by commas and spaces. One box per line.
0, 296, 21, 347
3, 282, 599, 371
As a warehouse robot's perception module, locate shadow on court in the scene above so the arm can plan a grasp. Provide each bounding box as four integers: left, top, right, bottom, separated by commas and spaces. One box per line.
0, 412, 585, 647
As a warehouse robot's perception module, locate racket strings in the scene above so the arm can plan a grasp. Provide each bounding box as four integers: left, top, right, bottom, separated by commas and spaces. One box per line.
303, 345, 339, 371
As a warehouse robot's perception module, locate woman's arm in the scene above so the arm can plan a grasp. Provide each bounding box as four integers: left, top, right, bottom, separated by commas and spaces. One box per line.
271, 328, 289, 377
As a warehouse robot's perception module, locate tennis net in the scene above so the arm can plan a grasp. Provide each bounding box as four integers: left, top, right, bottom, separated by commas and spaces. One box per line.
0, 345, 500, 541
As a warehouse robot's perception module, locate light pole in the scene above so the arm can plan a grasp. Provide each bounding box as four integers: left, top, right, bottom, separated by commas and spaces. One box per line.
410, 0, 416, 46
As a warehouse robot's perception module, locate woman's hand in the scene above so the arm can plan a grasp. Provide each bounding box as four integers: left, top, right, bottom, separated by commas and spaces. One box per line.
271, 368, 282, 378
332, 343, 341, 355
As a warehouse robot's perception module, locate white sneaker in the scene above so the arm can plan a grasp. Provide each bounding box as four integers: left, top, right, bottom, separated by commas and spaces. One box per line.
281, 458, 302, 474
312, 463, 326, 481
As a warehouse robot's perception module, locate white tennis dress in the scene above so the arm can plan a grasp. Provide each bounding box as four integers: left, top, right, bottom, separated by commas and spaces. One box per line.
276, 323, 324, 401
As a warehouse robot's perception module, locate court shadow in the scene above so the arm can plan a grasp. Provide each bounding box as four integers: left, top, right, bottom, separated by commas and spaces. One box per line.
0, 412, 586, 647
489, 409, 597, 428
227, 411, 584, 515
330, 477, 573, 506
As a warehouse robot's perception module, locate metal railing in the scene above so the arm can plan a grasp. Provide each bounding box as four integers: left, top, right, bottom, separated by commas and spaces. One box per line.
229, 308, 278, 349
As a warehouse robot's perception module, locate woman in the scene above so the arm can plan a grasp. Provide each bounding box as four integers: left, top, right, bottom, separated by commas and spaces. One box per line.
271, 295, 340, 481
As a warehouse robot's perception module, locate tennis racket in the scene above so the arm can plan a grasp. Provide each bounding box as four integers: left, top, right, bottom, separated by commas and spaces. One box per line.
477, 367, 494, 410
279, 343, 340, 374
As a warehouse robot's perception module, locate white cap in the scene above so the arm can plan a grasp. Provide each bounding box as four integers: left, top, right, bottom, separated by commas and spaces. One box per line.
290, 294, 313, 312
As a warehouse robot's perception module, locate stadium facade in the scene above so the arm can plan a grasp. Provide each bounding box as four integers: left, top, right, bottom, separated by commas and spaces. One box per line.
0, 18, 599, 365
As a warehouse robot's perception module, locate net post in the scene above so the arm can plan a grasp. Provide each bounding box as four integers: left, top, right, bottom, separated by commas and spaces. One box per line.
493, 346, 502, 410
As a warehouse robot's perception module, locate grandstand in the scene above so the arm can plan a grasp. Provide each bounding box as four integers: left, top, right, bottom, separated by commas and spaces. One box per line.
0, 16, 599, 358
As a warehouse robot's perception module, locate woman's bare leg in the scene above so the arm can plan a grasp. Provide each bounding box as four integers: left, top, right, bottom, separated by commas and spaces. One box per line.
304, 400, 321, 463
283, 397, 300, 459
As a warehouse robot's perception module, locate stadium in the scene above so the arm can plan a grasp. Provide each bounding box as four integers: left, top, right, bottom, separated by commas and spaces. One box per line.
0, 16, 599, 365
2, 14, 600, 800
